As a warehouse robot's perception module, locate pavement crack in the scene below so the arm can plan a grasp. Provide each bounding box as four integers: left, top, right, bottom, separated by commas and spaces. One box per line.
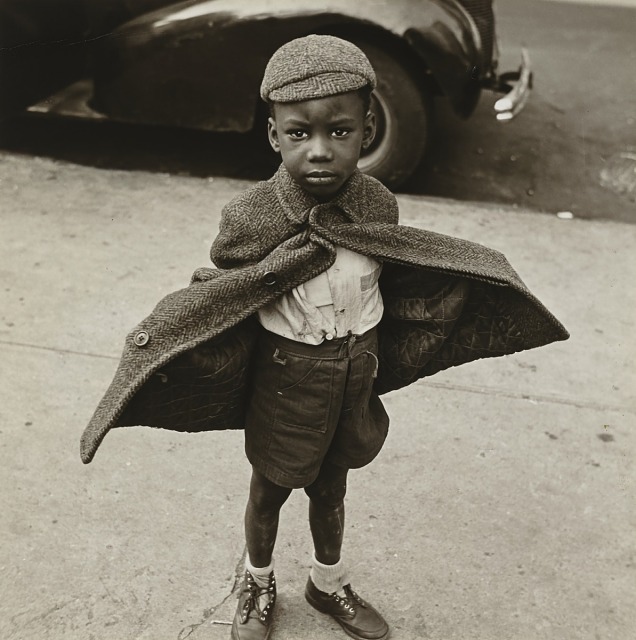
424, 380, 632, 414
10, 598, 76, 628
0, 338, 119, 360
177, 547, 246, 640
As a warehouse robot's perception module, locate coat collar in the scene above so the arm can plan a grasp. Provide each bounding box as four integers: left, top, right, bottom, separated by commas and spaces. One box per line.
272, 164, 369, 225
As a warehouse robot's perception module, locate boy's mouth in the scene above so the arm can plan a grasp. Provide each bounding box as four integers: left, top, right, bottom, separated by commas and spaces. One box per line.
305, 171, 338, 185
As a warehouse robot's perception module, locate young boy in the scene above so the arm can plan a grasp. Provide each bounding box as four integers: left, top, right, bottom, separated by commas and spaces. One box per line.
80, 32, 568, 640
212, 35, 393, 640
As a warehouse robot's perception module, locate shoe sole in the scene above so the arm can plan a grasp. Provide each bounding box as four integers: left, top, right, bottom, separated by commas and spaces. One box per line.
230, 619, 273, 640
305, 591, 390, 640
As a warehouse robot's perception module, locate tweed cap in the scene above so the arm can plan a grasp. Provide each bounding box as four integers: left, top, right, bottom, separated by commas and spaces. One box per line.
260, 35, 376, 103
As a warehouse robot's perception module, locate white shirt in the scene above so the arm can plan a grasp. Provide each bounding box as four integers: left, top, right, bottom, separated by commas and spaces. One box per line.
257, 247, 383, 344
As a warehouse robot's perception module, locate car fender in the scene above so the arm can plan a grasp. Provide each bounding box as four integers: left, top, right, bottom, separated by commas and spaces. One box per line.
91, 0, 484, 130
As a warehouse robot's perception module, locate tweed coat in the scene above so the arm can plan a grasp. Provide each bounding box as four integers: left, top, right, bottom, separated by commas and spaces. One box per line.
80, 166, 568, 463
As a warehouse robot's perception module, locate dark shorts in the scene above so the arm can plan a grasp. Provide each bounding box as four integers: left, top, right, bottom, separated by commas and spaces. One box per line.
245, 327, 389, 489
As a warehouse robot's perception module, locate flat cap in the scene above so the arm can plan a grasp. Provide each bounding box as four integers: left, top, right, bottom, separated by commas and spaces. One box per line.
260, 34, 376, 103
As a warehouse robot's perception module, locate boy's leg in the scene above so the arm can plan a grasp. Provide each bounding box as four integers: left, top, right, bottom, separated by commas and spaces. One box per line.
232, 468, 292, 640
304, 461, 389, 640
305, 460, 348, 567
245, 468, 292, 567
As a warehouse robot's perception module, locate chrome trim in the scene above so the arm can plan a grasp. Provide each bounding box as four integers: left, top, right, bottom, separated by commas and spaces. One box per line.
493, 48, 532, 122
27, 80, 105, 121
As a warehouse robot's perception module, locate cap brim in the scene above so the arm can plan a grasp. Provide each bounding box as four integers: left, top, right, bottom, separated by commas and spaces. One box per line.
266, 71, 372, 102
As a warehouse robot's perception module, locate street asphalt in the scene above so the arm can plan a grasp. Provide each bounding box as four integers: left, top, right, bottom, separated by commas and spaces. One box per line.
0, 153, 634, 639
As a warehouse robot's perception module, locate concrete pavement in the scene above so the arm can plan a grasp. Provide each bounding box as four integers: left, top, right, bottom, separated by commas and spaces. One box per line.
1, 153, 634, 639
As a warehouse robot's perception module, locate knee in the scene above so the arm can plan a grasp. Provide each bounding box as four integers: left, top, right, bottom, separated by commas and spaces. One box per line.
249, 470, 291, 514
304, 473, 347, 510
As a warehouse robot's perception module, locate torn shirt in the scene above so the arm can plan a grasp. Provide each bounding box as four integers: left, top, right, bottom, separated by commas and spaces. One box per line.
257, 246, 383, 344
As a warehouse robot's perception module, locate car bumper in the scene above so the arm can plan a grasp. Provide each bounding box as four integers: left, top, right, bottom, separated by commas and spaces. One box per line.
489, 48, 533, 122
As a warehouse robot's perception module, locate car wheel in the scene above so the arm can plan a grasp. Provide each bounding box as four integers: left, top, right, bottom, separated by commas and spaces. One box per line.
354, 41, 433, 190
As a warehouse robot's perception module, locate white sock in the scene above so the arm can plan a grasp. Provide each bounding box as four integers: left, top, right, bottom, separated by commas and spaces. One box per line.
245, 555, 275, 589
310, 554, 348, 595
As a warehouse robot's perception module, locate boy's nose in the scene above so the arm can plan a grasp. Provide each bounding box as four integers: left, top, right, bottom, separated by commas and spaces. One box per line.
307, 137, 333, 162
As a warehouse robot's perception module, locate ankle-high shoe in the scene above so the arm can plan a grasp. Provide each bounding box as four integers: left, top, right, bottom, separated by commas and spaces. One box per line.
230, 570, 276, 640
305, 578, 389, 640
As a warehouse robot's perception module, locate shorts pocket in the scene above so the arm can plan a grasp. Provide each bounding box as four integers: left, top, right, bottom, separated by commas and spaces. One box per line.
273, 352, 334, 433
266, 419, 328, 482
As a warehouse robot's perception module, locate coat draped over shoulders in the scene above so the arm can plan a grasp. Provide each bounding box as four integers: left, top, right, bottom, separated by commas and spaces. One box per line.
80, 166, 567, 464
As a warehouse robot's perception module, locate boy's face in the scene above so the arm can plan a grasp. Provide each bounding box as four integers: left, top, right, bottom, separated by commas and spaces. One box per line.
267, 91, 375, 201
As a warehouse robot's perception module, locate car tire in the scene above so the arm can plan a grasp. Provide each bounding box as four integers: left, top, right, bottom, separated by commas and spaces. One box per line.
353, 41, 433, 190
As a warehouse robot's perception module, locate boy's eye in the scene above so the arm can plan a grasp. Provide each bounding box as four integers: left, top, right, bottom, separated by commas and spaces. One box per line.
332, 128, 351, 138
288, 130, 308, 139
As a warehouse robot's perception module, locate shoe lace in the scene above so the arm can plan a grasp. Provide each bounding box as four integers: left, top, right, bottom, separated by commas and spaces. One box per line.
241, 573, 276, 624
333, 584, 366, 612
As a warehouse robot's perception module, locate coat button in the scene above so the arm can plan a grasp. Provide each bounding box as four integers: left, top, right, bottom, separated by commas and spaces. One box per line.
325, 333, 334, 341
263, 271, 277, 286
134, 330, 150, 347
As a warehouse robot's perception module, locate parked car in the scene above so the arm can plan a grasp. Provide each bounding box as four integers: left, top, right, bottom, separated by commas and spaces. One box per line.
2, 0, 531, 188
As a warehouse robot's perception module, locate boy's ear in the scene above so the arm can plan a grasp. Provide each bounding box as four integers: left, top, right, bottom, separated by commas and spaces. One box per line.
267, 117, 281, 153
361, 111, 376, 150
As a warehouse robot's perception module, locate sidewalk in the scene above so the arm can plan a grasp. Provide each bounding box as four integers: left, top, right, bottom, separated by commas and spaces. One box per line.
1, 153, 634, 640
